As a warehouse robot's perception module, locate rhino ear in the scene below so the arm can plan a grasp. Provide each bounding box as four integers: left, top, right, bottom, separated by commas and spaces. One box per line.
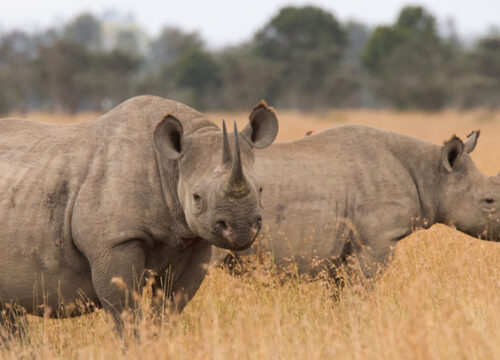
154, 114, 184, 160
463, 130, 480, 154
441, 136, 464, 172
241, 100, 278, 149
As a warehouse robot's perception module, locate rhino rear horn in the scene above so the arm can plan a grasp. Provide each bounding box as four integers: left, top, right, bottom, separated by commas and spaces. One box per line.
229, 121, 244, 185
222, 120, 232, 167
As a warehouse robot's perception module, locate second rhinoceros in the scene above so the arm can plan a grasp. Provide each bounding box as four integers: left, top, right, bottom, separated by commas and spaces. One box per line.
214, 125, 500, 278
0, 96, 278, 334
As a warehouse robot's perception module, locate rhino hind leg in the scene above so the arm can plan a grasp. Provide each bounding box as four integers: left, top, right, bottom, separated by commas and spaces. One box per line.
0, 303, 29, 347
323, 241, 355, 289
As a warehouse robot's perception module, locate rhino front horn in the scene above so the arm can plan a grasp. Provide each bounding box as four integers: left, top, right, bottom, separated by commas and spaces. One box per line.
229, 121, 244, 186
222, 120, 232, 167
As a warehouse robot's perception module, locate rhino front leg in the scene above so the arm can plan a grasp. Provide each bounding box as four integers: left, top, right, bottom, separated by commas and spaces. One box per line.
350, 227, 408, 278
89, 240, 146, 335
355, 239, 398, 278
350, 210, 413, 278
153, 242, 212, 321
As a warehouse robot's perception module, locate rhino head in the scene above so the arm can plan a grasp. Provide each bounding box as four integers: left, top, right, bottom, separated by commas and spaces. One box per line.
154, 101, 278, 250
437, 130, 500, 241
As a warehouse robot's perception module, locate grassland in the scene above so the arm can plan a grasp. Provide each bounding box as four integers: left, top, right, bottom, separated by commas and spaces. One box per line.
1, 109, 499, 359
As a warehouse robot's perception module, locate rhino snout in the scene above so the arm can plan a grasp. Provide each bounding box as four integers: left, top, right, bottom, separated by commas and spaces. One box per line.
214, 216, 262, 249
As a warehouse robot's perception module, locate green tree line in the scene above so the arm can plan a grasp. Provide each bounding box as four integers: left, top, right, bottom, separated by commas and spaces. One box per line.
0, 5, 499, 114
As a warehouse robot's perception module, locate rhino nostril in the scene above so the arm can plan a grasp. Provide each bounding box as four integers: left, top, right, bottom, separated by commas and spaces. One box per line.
215, 220, 228, 231
216, 220, 235, 243
252, 216, 262, 233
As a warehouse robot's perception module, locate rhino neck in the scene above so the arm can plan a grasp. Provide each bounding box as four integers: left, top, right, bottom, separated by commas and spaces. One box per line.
386, 135, 442, 229
94, 95, 218, 246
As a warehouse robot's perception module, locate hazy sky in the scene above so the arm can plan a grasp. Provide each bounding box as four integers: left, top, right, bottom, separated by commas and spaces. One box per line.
1, 0, 499, 47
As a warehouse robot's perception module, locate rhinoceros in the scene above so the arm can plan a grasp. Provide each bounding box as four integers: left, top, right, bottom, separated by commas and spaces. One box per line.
213, 125, 500, 278
0, 95, 278, 335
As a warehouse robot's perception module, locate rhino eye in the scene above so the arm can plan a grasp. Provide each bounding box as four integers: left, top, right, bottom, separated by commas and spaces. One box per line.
193, 193, 201, 203
258, 187, 263, 194
484, 198, 495, 204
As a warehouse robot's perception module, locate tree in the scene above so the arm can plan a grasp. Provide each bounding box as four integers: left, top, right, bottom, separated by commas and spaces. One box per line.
114, 30, 141, 55
453, 35, 500, 109
362, 6, 451, 110
343, 21, 371, 66
34, 39, 93, 112
91, 49, 143, 108
172, 48, 221, 110
475, 36, 500, 78
139, 27, 205, 99
255, 6, 345, 61
3, 7, 500, 113
149, 27, 202, 68
0, 81, 8, 115
339, 21, 375, 107
64, 13, 102, 51
252, 6, 348, 109
216, 45, 284, 110
0, 30, 38, 113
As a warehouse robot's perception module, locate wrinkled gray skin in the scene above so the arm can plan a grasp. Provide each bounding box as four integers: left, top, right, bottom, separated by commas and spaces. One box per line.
0, 95, 278, 334
213, 125, 500, 277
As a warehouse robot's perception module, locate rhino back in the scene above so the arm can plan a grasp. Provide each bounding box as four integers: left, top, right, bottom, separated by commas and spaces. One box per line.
235, 125, 439, 270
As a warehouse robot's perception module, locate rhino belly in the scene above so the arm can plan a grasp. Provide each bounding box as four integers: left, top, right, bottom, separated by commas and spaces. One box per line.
0, 234, 99, 316
261, 199, 346, 272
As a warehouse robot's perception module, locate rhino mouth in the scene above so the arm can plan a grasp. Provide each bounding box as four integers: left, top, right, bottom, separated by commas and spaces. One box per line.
175, 236, 203, 249
209, 226, 260, 251
181, 236, 202, 245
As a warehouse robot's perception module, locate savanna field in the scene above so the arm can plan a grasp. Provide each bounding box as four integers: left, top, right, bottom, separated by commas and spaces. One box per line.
1, 109, 500, 359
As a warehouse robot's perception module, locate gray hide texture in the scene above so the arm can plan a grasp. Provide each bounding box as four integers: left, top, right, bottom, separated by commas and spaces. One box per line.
0, 95, 278, 331
213, 125, 500, 277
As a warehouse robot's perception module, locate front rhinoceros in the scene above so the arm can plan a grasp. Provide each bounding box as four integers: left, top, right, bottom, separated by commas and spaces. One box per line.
0, 96, 278, 334
214, 125, 500, 278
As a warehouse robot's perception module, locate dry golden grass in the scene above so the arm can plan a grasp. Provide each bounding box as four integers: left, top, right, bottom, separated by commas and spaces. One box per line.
1, 109, 500, 359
